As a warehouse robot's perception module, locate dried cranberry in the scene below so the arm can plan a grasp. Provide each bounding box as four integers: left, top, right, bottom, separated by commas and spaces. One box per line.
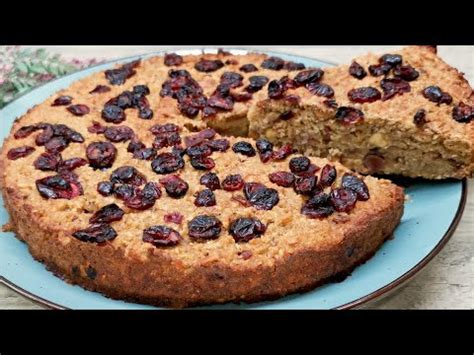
191, 156, 215, 170
52, 124, 84, 142
256, 138, 273, 155
319, 164, 337, 187
202, 106, 218, 118
153, 132, 181, 150
323, 99, 338, 109
159, 175, 189, 198
88, 121, 106, 134
194, 189, 216, 207
67, 104, 90, 116
452, 102, 474, 123
229, 217, 266, 243
221, 71, 243, 88
294, 176, 317, 195
393, 65, 419, 81
295, 163, 320, 178
261, 56, 285, 70
134, 148, 156, 161
206, 138, 230, 152
114, 184, 135, 200
380, 54, 402, 67
90, 85, 111, 94
294, 69, 324, 86
289, 156, 311, 173
330, 188, 357, 212
240, 64, 258, 73
414, 109, 427, 126
349, 61, 367, 79
164, 53, 183, 66
114, 91, 134, 108
422, 86, 452, 105
301, 192, 334, 219
306, 83, 334, 97
284, 94, 301, 104
86, 142, 117, 169
245, 76, 269, 93
124, 182, 161, 210
178, 95, 206, 117
232, 141, 256, 157
151, 153, 185, 174
200, 172, 221, 190
341, 174, 369, 201
111, 166, 146, 186
195, 59, 224, 72
7, 146, 35, 160
34, 152, 60, 171
283, 61, 305, 71
206, 95, 234, 111
279, 111, 294, 120
35, 124, 54, 145
231, 91, 253, 102
143, 225, 181, 247
102, 125, 134, 142
127, 139, 146, 153
43, 136, 67, 153
73, 224, 117, 243
59, 158, 87, 172
139, 107, 154, 120
150, 123, 180, 135
89, 203, 125, 224
188, 215, 222, 241
186, 144, 212, 158
14, 125, 40, 139
243, 182, 279, 210
272, 144, 294, 161
164, 212, 184, 225
97, 181, 114, 196
184, 128, 216, 147
102, 104, 126, 123
52, 95, 72, 106
380, 78, 411, 101
105, 60, 139, 85
348, 87, 381, 103
368, 63, 391, 77
335, 106, 364, 125
133, 84, 150, 97
268, 171, 295, 187
36, 172, 83, 200
219, 174, 244, 191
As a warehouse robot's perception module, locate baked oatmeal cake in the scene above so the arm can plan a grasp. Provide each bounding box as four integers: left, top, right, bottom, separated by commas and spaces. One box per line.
2, 46, 458, 307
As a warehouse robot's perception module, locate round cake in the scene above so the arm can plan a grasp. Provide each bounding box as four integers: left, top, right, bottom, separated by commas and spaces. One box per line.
0, 50, 404, 307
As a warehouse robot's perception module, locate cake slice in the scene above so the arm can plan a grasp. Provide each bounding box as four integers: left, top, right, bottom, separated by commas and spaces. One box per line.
246, 46, 474, 179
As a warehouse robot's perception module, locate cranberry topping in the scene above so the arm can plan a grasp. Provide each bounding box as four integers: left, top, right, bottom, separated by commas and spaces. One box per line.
34, 152, 61, 171
301, 192, 334, 219
323, 99, 338, 109
59, 158, 87, 172
14, 125, 41, 139
206, 138, 230, 152
188, 215, 222, 241
52, 95, 72, 106
422, 86, 453, 105
272, 144, 294, 161
261, 56, 285, 70
243, 182, 279, 210
200, 172, 221, 190
184, 128, 216, 147
89, 203, 125, 224
239, 64, 258, 73
380, 54, 403, 67
105, 60, 140, 85
103, 125, 135, 142
67, 104, 90, 116
186, 144, 212, 158
348, 87, 381, 103
341, 173, 369, 201
97, 181, 114, 196
414, 109, 427, 126
330, 188, 357, 212
306, 83, 334, 98
133, 148, 157, 161
111, 166, 146, 186
269, 171, 295, 187
44, 136, 69, 154
52, 124, 84, 144
86, 142, 117, 169
229, 217, 266, 243
393, 65, 419, 81
231, 91, 253, 102
36, 172, 83, 199
245, 76, 269, 93
35, 124, 54, 145
221, 71, 244, 88
88, 121, 106, 134
143, 225, 181, 247
7, 146, 35, 160
113, 184, 135, 201
151, 153, 185, 175
194, 189, 216, 207
368, 63, 391, 77
452, 102, 474, 123
159, 175, 189, 198
380, 78, 411, 101
123, 182, 161, 210
294, 69, 324, 86
349, 61, 367, 79
89, 85, 111, 94
190, 156, 215, 170
221, 174, 244, 191
102, 104, 126, 123
289, 156, 311, 173
319, 164, 337, 187
164, 212, 184, 225
283, 61, 305, 71
294, 176, 317, 195
164, 53, 183, 66
73, 224, 117, 243
194, 59, 224, 72
232, 141, 256, 157
335, 106, 364, 125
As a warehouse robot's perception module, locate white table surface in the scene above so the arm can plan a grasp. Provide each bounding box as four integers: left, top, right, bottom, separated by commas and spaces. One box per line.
1, 46, 472, 309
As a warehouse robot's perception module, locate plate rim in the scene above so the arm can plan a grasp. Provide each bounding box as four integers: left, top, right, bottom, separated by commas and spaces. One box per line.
0, 48, 468, 310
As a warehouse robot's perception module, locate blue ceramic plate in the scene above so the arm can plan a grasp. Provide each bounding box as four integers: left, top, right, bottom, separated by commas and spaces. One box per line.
0, 49, 467, 309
